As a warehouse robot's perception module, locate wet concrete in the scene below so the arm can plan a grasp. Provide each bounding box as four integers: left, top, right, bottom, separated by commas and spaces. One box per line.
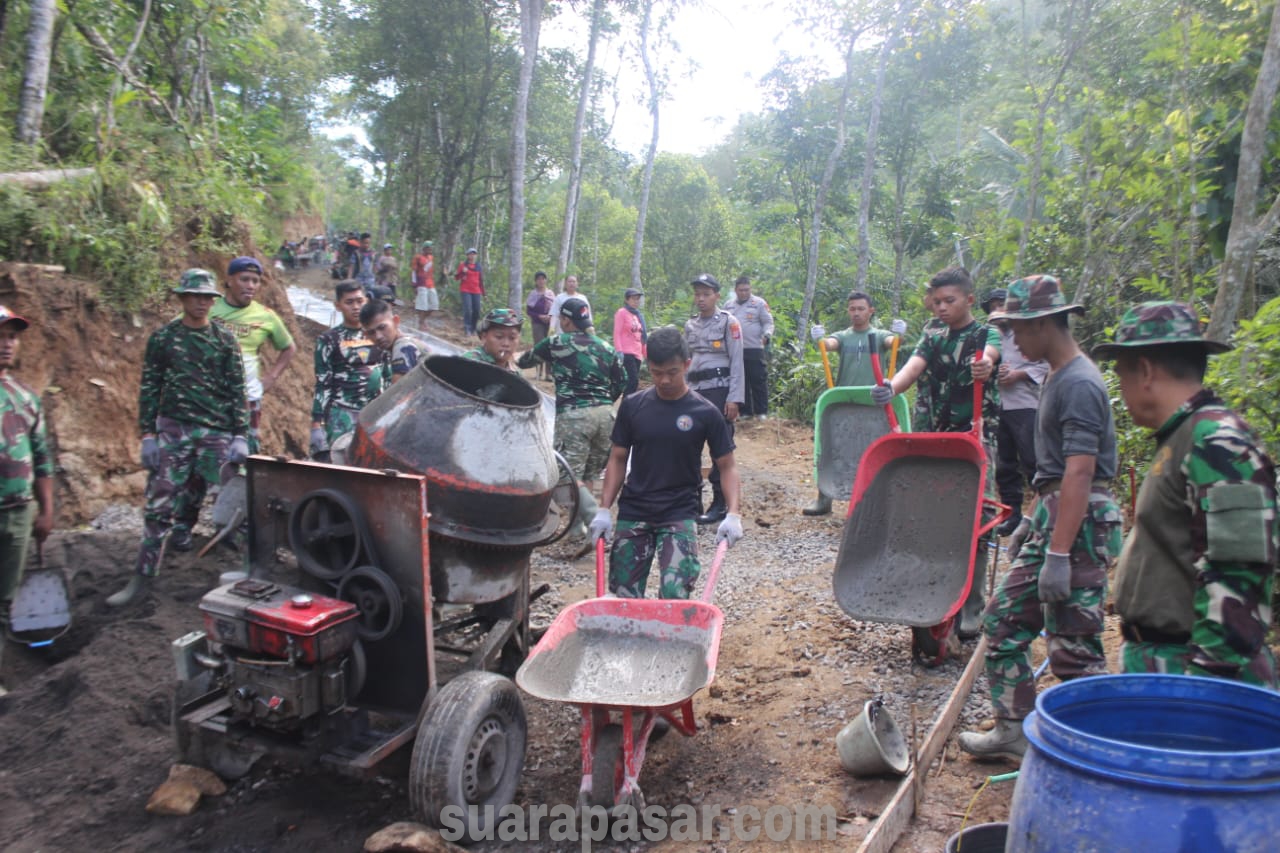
834, 456, 980, 626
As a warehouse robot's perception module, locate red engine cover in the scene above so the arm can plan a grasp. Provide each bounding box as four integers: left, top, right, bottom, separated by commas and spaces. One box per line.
201, 579, 358, 665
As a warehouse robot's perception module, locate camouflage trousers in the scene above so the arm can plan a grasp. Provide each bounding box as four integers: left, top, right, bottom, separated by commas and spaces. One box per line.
556, 404, 614, 527
609, 519, 700, 599
324, 403, 361, 445
135, 417, 234, 577
247, 398, 263, 455
983, 485, 1123, 719
0, 501, 36, 604
1120, 641, 1278, 690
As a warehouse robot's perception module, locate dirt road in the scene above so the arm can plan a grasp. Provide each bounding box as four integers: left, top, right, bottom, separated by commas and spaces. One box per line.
0, 265, 1017, 852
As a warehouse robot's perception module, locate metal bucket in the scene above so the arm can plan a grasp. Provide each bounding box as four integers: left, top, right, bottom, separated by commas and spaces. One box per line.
349, 355, 558, 547
1008, 674, 1280, 852
836, 698, 910, 776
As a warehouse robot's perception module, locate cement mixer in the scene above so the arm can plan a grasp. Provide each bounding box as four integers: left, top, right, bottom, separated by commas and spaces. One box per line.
170, 355, 570, 842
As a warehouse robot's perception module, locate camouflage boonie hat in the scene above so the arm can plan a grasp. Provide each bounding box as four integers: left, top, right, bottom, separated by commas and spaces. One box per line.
1092, 301, 1231, 358
172, 268, 220, 296
477, 307, 523, 334
987, 275, 1083, 321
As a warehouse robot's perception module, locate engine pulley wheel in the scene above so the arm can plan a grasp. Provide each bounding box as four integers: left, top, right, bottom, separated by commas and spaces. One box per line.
337, 565, 404, 642
288, 488, 367, 580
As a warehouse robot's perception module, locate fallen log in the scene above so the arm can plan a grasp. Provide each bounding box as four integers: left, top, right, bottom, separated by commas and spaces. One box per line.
0, 167, 95, 189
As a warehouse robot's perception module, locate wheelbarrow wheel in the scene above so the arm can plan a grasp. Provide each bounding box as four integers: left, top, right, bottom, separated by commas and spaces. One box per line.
409, 671, 527, 841
589, 723, 624, 809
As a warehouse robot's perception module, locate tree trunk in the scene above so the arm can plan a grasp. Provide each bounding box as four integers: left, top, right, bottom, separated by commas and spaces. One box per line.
557, 0, 605, 282
15, 0, 57, 147
507, 0, 544, 311
630, 0, 660, 292
798, 40, 857, 348
1207, 0, 1280, 342
854, 32, 895, 294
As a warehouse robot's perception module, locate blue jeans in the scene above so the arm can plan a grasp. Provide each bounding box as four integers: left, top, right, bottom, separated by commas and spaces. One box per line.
461, 292, 483, 335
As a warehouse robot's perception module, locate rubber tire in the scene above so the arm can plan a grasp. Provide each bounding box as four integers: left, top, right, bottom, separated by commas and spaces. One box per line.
588, 724, 624, 808
288, 488, 367, 581
409, 671, 527, 841
337, 565, 404, 642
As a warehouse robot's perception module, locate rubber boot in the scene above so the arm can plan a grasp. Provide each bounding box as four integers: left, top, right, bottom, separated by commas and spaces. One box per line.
107, 574, 150, 608
997, 507, 1024, 537
696, 486, 727, 525
958, 550, 987, 639
802, 492, 832, 516
958, 718, 1027, 762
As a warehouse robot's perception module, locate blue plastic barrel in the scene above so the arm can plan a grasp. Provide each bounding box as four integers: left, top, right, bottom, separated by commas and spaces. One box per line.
1007, 674, 1280, 853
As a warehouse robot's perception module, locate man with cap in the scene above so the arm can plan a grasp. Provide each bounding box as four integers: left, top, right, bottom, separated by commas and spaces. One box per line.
983, 288, 1048, 535
310, 281, 378, 460
723, 276, 774, 419
361, 298, 423, 397
517, 297, 625, 557
375, 243, 400, 300
465, 308, 523, 371
1096, 302, 1277, 688
411, 241, 438, 323
684, 273, 744, 525
454, 248, 485, 335
209, 256, 296, 456
110, 270, 249, 607
0, 305, 55, 690
613, 287, 648, 394
957, 274, 1122, 761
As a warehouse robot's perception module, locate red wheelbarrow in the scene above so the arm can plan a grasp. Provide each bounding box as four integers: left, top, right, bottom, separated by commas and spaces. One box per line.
516, 539, 728, 811
832, 354, 1008, 664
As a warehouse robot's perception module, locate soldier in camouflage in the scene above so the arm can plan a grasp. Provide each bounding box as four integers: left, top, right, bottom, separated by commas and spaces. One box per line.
1096, 301, 1277, 688
0, 305, 55, 692
310, 281, 378, 459
874, 267, 1001, 641
109, 270, 249, 607
684, 274, 744, 525
464, 308, 522, 371
957, 274, 1121, 762
360, 298, 423, 398
517, 297, 625, 556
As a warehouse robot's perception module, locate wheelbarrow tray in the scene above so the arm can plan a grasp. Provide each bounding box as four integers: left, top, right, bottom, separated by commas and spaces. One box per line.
516, 597, 723, 709
833, 430, 987, 627
814, 388, 911, 501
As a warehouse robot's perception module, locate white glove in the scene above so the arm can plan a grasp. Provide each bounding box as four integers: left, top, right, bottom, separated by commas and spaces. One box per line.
588, 508, 613, 542
809, 324, 826, 343
1007, 517, 1032, 562
716, 512, 744, 547
891, 318, 907, 335
870, 381, 895, 406
227, 436, 249, 465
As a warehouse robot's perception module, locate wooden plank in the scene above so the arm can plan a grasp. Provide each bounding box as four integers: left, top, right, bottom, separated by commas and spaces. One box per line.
855, 636, 988, 853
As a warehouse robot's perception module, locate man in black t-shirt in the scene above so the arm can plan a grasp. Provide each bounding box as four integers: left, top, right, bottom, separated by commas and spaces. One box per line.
590, 326, 743, 599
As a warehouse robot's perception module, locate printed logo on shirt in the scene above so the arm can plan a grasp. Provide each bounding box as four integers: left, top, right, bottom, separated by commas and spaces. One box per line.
675, 414, 693, 432
1149, 444, 1173, 477
712, 340, 722, 349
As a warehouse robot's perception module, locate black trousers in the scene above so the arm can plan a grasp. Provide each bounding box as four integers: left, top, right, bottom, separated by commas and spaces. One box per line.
996, 408, 1038, 509
742, 349, 769, 415
695, 385, 733, 501
622, 354, 641, 395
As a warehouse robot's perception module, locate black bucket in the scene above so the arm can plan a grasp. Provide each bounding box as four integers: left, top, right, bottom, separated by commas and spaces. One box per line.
944, 821, 1008, 853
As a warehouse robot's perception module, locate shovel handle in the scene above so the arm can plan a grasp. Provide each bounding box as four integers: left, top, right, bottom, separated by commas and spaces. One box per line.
870, 353, 900, 433
699, 540, 730, 603
972, 352, 985, 442
595, 537, 607, 597
889, 334, 901, 378
818, 339, 835, 390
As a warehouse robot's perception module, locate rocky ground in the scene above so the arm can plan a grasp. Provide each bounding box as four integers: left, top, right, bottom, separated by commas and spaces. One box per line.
1, 262, 1053, 852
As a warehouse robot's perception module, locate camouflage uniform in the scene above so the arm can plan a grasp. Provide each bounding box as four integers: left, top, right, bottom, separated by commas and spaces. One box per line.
311, 325, 379, 443
516, 330, 624, 527
609, 519, 700, 599
1098, 302, 1278, 689
136, 317, 247, 577
0, 374, 53, 602
981, 275, 1120, 720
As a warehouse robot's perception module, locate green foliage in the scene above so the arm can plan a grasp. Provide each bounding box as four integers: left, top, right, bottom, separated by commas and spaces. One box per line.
769, 344, 829, 424
1208, 294, 1280, 460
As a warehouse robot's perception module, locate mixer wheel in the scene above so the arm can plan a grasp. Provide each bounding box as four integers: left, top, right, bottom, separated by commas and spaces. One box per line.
288, 489, 367, 580
337, 566, 403, 642
410, 671, 527, 841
